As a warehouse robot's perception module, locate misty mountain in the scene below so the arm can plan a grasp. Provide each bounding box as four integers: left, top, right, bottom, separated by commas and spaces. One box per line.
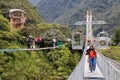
36, 0, 120, 34
29, 0, 41, 6
36, 0, 82, 22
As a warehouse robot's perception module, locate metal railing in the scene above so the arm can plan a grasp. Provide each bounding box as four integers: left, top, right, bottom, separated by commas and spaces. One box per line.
0, 44, 65, 54
68, 44, 87, 80
96, 49, 120, 80
69, 43, 120, 80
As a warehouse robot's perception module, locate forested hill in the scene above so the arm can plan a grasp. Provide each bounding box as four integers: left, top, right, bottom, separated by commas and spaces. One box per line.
0, 0, 71, 49
36, 0, 120, 34
0, 1, 81, 80
0, 0, 44, 49
36, 0, 82, 23
0, 0, 44, 26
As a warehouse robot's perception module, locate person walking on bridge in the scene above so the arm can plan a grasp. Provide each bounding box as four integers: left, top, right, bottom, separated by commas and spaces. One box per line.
86, 45, 97, 73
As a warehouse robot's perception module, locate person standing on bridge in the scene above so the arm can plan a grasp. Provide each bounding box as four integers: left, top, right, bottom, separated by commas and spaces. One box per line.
36, 36, 41, 48
27, 36, 33, 49
86, 45, 97, 73
31, 37, 36, 48
52, 38, 56, 48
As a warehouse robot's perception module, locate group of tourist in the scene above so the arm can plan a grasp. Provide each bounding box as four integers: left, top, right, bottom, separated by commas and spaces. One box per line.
27, 36, 42, 49
27, 36, 57, 49
27, 35, 97, 74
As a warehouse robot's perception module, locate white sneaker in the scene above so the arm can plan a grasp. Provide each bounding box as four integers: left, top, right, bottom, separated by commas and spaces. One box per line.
90, 72, 93, 74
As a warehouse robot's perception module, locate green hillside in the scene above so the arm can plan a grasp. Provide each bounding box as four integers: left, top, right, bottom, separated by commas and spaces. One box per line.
37, 0, 120, 34
0, 0, 44, 26
37, 0, 82, 22
0, 0, 44, 49
0, 0, 71, 47
101, 46, 120, 63
0, 0, 72, 48
0, 46, 81, 80
0, 0, 81, 80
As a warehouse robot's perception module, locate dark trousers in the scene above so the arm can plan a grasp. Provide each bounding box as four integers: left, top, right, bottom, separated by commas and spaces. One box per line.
28, 43, 30, 49
37, 42, 40, 48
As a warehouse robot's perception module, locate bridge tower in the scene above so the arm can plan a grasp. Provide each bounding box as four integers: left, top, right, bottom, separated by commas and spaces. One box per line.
74, 10, 106, 45
86, 10, 93, 44
9, 9, 26, 30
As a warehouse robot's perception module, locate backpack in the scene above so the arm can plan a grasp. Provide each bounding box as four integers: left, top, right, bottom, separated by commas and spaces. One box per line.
89, 50, 96, 58
27, 38, 33, 44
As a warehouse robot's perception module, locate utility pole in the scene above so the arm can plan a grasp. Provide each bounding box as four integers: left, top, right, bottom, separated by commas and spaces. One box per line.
74, 10, 106, 44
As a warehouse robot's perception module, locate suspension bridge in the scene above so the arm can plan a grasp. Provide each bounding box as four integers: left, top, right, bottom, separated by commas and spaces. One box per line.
0, 10, 120, 80
68, 10, 120, 80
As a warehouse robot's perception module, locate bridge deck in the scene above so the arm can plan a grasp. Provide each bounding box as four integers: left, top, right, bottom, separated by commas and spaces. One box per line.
84, 55, 104, 80
72, 45, 83, 50
19, 47, 55, 51
0, 47, 58, 52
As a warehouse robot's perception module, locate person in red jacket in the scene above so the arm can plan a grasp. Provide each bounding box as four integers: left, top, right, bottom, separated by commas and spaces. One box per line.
36, 36, 41, 48
86, 45, 97, 73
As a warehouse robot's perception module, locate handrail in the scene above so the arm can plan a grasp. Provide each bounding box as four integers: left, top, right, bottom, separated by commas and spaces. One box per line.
68, 43, 87, 80
95, 48, 120, 80
69, 43, 120, 80
0, 44, 65, 53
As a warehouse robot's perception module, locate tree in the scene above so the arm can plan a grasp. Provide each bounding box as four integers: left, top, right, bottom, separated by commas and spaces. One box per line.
0, 14, 10, 31
47, 46, 81, 80
47, 50, 60, 65
113, 27, 120, 45
0, 51, 54, 80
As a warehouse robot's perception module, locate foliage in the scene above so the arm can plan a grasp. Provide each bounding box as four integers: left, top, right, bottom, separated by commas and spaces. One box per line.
112, 27, 120, 45
44, 29, 66, 43
0, 0, 45, 48
37, 23, 56, 34
36, 23, 71, 45
0, 14, 10, 31
0, 46, 81, 80
0, 51, 54, 80
37, 23, 70, 35
47, 46, 81, 79
0, 0, 44, 26
0, 14, 21, 49
100, 46, 120, 63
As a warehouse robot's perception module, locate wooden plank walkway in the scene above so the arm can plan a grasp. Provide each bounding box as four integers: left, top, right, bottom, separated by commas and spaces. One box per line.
84, 55, 104, 80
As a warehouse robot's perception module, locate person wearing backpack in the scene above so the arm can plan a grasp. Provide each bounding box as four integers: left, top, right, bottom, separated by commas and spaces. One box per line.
86, 45, 97, 73
27, 36, 33, 49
